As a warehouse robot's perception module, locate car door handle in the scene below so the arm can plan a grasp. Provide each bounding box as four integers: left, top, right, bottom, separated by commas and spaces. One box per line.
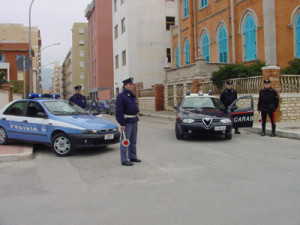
1, 118, 6, 120
23, 120, 28, 123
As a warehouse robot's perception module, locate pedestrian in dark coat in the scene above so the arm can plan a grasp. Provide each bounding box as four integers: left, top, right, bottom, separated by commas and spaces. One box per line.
220, 80, 240, 134
69, 85, 87, 109
258, 80, 279, 137
115, 77, 141, 166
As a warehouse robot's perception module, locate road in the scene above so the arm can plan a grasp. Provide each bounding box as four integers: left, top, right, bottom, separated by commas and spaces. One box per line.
0, 115, 299, 225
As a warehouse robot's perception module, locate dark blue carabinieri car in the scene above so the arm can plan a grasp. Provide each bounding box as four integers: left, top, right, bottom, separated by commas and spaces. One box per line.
174, 92, 254, 140
0, 94, 120, 156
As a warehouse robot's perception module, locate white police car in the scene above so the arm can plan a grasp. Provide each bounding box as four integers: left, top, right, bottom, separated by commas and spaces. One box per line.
0, 94, 120, 156
173, 91, 254, 140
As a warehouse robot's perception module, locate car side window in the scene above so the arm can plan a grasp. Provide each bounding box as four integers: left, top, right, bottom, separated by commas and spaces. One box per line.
3, 102, 26, 116
26, 102, 45, 117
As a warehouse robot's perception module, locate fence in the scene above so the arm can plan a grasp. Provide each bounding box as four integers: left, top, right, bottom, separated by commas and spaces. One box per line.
280, 75, 300, 93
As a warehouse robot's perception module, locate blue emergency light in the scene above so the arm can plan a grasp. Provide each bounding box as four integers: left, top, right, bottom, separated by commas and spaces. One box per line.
27, 93, 60, 99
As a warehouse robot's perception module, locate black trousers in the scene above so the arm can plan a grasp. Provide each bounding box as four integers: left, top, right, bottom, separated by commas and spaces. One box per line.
261, 111, 276, 133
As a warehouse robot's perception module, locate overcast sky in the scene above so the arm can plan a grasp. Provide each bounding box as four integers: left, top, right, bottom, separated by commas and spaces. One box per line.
0, 0, 91, 70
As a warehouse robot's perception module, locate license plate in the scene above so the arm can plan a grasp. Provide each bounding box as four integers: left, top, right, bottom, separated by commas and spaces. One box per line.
104, 134, 114, 140
214, 126, 226, 131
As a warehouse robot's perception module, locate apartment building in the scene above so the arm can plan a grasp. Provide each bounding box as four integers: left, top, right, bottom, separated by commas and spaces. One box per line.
0, 23, 42, 92
52, 61, 62, 96
113, 0, 177, 94
62, 50, 72, 100
85, 0, 114, 100
171, 0, 300, 70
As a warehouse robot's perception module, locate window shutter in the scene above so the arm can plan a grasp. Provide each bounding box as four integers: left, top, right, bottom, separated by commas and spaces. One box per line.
175, 46, 179, 67
244, 16, 257, 61
296, 15, 300, 58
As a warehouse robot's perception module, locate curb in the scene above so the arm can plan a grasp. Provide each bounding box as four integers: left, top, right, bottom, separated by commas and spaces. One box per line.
0, 146, 33, 162
245, 126, 300, 140
139, 112, 175, 121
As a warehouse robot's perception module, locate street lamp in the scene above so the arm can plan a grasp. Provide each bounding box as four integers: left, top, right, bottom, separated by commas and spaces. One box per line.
29, 0, 36, 94
41, 42, 61, 52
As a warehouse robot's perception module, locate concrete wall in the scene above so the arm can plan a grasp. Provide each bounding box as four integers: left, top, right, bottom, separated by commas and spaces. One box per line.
0, 90, 22, 109
138, 97, 155, 111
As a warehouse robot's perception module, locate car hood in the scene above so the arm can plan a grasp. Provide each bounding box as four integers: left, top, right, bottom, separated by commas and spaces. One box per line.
180, 108, 229, 119
53, 114, 117, 129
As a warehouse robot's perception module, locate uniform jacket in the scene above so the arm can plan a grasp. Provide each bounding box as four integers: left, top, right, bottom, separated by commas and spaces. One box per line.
116, 89, 140, 126
69, 94, 87, 109
220, 88, 237, 109
258, 88, 279, 112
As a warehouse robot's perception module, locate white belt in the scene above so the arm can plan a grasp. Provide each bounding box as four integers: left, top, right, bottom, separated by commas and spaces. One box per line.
124, 114, 138, 118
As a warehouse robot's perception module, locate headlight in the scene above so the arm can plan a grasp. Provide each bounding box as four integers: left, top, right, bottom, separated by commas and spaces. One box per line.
113, 127, 118, 132
82, 129, 98, 134
220, 118, 231, 124
182, 118, 194, 124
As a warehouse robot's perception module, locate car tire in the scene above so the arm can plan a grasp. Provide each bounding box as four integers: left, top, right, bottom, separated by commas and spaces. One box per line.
175, 123, 184, 140
225, 134, 232, 140
0, 127, 8, 145
51, 133, 74, 156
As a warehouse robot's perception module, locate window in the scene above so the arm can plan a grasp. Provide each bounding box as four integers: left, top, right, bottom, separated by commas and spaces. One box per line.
80, 62, 84, 68
79, 28, 84, 34
122, 51, 126, 66
121, 18, 126, 33
183, 0, 189, 18
202, 33, 210, 62
80, 73, 84, 79
4, 101, 26, 116
26, 102, 45, 117
114, 0, 117, 12
17, 55, 23, 60
244, 15, 257, 61
175, 45, 180, 67
184, 38, 190, 65
81, 84, 84, 91
79, 51, 84, 57
114, 25, 118, 39
166, 48, 171, 63
166, 17, 175, 30
0, 54, 4, 63
79, 40, 85, 46
115, 55, 119, 69
296, 14, 300, 57
218, 27, 228, 63
200, 0, 208, 9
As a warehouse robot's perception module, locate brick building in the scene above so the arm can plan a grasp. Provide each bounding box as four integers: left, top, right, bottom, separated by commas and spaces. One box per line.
171, 0, 300, 69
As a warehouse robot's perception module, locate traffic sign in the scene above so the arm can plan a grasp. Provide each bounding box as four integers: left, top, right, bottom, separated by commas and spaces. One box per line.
16, 56, 32, 71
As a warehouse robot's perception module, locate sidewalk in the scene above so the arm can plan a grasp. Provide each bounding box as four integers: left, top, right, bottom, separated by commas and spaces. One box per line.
139, 110, 300, 140
0, 144, 33, 162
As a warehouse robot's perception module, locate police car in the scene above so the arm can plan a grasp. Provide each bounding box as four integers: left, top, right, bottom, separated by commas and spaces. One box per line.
0, 94, 120, 156
173, 91, 254, 140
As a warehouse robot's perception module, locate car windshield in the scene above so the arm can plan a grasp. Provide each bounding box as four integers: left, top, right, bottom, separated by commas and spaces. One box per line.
181, 97, 224, 109
43, 101, 89, 115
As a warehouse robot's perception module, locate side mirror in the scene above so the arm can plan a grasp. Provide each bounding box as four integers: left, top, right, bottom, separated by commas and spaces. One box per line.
173, 106, 178, 110
36, 112, 47, 118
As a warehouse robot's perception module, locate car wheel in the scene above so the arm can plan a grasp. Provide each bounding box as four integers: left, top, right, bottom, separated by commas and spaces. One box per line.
225, 134, 232, 140
175, 123, 184, 140
51, 133, 74, 156
0, 127, 8, 145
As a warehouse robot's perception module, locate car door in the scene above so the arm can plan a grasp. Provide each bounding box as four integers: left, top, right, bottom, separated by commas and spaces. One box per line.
228, 95, 254, 128
1, 101, 29, 140
24, 101, 50, 143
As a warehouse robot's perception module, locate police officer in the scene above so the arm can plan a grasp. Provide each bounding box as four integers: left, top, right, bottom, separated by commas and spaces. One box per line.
220, 80, 240, 134
69, 85, 87, 109
258, 80, 279, 137
115, 77, 141, 166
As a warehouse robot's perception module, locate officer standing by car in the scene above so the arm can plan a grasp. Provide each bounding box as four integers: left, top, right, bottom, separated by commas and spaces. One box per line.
115, 77, 141, 166
220, 80, 240, 134
258, 80, 279, 137
69, 85, 87, 109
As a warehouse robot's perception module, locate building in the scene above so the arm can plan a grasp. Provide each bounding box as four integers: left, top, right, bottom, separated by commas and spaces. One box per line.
0, 23, 42, 93
62, 49, 72, 100
52, 61, 62, 96
0, 43, 32, 96
85, 0, 114, 100
113, 0, 177, 94
171, 0, 300, 72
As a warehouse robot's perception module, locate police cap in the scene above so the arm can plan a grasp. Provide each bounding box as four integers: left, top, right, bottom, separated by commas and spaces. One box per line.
74, 85, 82, 90
122, 77, 134, 84
263, 80, 271, 84
226, 80, 233, 85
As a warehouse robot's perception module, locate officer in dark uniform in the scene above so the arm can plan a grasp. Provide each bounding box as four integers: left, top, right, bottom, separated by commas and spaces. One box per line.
115, 77, 141, 166
220, 80, 240, 134
258, 80, 279, 137
69, 85, 87, 109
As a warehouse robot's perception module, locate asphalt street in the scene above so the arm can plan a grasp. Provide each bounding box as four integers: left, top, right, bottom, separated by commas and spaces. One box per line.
0, 115, 299, 225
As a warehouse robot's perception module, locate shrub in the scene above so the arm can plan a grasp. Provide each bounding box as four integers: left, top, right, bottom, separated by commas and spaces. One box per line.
281, 59, 300, 75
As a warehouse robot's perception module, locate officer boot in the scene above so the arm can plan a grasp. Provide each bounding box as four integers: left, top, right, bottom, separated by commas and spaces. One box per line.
270, 125, 276, 137
261, 124, 266, 136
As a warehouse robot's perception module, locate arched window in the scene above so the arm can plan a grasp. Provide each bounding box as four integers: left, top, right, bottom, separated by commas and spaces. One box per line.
244, 15, 257, 61
202, 33, 210, 62
183, 0, 189, 18
184, 39, 190, 65
175, 45, 180, 67
218, 26, 228, 63
200, 0, 208, 9
296, 14, 300, 57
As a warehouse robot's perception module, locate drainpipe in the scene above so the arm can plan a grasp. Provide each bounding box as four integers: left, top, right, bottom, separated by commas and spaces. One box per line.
230, 0, 236, 63
193, 0, 197, 60
177, 0, 181, 65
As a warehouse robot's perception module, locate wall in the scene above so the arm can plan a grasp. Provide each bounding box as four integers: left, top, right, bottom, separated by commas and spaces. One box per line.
0, 90, 22, 109
138, 97, 155, 111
